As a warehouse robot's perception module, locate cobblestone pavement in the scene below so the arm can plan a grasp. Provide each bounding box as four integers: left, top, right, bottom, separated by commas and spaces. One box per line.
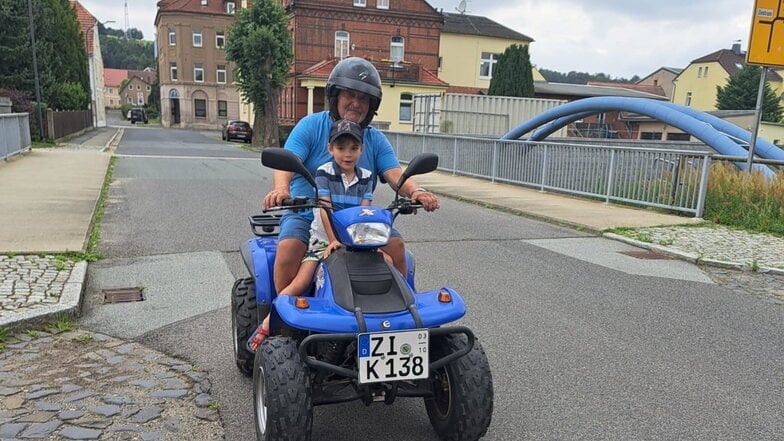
0, 329, 224, 440
613, 225, 784, 305
1, 256, 75, 316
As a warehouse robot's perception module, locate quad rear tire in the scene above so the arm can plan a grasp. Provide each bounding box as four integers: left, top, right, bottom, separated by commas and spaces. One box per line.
425, 334, 494, 441
232, 277, 258, 376
254, 336, 313, 441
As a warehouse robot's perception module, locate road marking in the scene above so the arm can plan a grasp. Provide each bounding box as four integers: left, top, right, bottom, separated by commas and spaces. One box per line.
113, 154, 259, 161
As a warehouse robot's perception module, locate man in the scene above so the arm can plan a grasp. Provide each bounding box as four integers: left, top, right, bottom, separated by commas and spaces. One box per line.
263, 57, 439, 294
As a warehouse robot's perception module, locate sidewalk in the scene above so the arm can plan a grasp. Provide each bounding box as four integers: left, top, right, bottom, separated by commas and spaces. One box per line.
0, 131, 782, 330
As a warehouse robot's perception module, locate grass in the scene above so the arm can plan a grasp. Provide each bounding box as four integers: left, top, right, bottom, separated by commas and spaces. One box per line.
44, 314, 78, 334
704, 162, 784, 237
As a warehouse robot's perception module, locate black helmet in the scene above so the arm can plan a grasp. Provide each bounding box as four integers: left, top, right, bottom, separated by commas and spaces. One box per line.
326, 57, 382, 127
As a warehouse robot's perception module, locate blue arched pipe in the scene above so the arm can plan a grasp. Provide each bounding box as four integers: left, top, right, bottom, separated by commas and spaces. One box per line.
502, 96, 771, 174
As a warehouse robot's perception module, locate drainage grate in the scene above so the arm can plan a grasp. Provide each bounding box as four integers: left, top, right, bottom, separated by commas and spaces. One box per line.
619, 250, 673, 260
102, 288, 144, 303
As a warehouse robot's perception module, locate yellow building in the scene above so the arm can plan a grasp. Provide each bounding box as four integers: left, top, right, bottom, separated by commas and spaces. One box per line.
438, 12, 543, 94
672, 43, 784, 112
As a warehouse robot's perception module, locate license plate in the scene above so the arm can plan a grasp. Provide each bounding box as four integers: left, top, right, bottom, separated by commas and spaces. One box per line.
357, 329, 429, 384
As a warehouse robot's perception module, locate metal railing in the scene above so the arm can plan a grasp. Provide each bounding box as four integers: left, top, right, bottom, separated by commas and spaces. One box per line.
1, 113, 32, 161
384, 132, 712, 217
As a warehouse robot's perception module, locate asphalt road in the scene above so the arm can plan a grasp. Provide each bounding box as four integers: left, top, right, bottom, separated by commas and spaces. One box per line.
80, 125, 784, 440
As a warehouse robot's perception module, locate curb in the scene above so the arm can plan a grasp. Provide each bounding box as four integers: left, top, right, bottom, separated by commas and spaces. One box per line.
0, 261, 86, 332
603, 232, 784, 276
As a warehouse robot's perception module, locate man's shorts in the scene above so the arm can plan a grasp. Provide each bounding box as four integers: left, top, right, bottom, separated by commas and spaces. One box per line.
279, 212, 402, 245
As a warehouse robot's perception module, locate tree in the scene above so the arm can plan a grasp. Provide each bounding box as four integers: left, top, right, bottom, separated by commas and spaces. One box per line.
488, 44, 534, 98
716, 65, 783, 123
225, 0, 293, 147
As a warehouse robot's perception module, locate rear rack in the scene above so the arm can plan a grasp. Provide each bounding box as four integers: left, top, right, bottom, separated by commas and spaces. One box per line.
249, 214, 282, 236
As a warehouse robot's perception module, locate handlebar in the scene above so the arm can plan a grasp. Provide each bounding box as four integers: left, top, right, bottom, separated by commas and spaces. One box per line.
263, 197, 316, 213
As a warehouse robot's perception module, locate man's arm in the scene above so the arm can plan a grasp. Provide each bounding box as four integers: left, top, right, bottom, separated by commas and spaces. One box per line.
381, 167, 439, 212
263, 170, 295, 209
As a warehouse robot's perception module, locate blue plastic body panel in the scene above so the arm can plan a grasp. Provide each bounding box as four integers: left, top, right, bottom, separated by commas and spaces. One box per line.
245, 236, 279, 305
275, 259, 466, 333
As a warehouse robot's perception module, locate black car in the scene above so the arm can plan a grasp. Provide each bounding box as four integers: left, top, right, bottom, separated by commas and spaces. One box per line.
221, 120, 252, 143
129, 108, 148, 124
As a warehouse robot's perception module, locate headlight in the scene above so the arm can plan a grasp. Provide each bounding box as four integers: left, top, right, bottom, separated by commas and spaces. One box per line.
346, 222, 390, 246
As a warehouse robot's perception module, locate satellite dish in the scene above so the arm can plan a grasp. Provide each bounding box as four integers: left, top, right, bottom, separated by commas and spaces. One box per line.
456, 0, 467, 14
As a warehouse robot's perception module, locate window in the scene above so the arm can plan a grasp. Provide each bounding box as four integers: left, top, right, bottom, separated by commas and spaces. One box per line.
217, 65, 227, 84
390, 36, 404, 64
335, 31, 350, 59
685, 91, 692, 106
194, 99, 207, 118
216, 31, 225, 48
703, 66, 708, 77
377, 0, 389, 9
218, 100, 227, 118
354, 0, 366, 7
640, 132, 662, 140
697, 67, 703, 77
136, 84, 141, 90
146, 85, 151, 91
200, 0, 207, 5
479, 52, 499, 79
170, 63, 178, 81
399, 93, 413, 122
193, 31, 203, 47
226, 1, 235, 13
168, 29, 176, 46
194, 63, 204, 82
667, 133, 691, 141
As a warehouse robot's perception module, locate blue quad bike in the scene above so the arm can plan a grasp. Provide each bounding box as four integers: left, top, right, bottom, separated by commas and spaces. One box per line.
231, 148, 494, 441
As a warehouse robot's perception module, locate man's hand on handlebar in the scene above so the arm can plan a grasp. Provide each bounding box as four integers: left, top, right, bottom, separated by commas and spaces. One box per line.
411, 190, 440, 212
263, 188, 291, 210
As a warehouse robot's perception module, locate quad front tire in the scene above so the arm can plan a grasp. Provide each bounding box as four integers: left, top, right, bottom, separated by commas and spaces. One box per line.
425, 334, 494, 441
254, 336, 313, 441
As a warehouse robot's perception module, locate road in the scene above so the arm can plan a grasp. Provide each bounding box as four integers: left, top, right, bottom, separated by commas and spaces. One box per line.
79, 124, 784, 440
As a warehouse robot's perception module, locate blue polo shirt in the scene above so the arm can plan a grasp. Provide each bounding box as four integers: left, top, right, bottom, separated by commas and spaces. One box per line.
283, 111, 399, 221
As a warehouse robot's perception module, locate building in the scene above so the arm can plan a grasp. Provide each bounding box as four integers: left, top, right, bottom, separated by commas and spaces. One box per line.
119, 75, 153, 107
672, 42, 784, 111
70, 1, 107, 127
155, 0, 244, 128
278, 0, 448, 132
636, 67, 681, 100
103, 68, 128, 109
437, 12, 543, 95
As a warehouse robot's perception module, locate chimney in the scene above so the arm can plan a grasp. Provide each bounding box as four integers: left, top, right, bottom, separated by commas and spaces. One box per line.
731, 41, 742, 55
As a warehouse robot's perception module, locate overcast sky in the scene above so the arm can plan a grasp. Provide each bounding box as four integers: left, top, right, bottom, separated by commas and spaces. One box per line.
78, 0, 756, 80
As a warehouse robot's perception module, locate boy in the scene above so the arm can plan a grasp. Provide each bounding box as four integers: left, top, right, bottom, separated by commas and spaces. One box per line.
249, 119, 373, 352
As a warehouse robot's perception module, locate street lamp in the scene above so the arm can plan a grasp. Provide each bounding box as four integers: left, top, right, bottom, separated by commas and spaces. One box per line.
26, 0, 43, 139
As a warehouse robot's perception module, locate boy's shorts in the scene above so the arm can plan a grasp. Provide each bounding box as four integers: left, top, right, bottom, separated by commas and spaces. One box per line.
279, 213, 402, 246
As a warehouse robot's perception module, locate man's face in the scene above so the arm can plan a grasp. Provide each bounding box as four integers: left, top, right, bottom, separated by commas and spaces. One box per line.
337, 89, 370, 123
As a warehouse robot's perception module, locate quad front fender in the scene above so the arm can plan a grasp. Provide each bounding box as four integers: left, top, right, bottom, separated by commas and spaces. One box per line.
240, 236, 278, 306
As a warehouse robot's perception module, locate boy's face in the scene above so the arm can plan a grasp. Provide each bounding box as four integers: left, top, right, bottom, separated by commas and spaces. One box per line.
328, 136, 363, 173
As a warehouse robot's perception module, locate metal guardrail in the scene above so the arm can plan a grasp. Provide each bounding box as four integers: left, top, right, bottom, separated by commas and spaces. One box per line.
1, 113, 32, 161
385, 132, 712, 217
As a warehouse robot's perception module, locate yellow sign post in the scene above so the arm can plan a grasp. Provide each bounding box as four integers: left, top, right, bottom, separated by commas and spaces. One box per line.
747, 0, 784, 67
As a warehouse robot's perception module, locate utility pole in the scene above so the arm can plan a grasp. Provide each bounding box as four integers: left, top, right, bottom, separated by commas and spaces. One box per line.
26, 0, 44, 139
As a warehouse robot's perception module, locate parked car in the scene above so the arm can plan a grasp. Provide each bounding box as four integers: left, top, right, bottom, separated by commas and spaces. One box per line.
129, 108, 148, 124
222, 120, 252, 143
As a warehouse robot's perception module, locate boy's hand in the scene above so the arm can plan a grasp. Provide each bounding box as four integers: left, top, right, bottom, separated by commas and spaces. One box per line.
324, 241, 342, 258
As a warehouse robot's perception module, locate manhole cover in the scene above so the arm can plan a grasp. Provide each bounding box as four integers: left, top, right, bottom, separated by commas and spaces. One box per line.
102, 288, 144, 303
619, 250, 672, 260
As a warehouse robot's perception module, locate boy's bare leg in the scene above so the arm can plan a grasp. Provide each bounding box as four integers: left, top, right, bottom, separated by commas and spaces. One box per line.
281, 260, 319, 297
382, 237, 407, 276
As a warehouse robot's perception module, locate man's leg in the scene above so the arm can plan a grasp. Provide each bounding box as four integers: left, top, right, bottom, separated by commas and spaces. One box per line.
273, 238, 307, 294
274, 215, 312, 294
